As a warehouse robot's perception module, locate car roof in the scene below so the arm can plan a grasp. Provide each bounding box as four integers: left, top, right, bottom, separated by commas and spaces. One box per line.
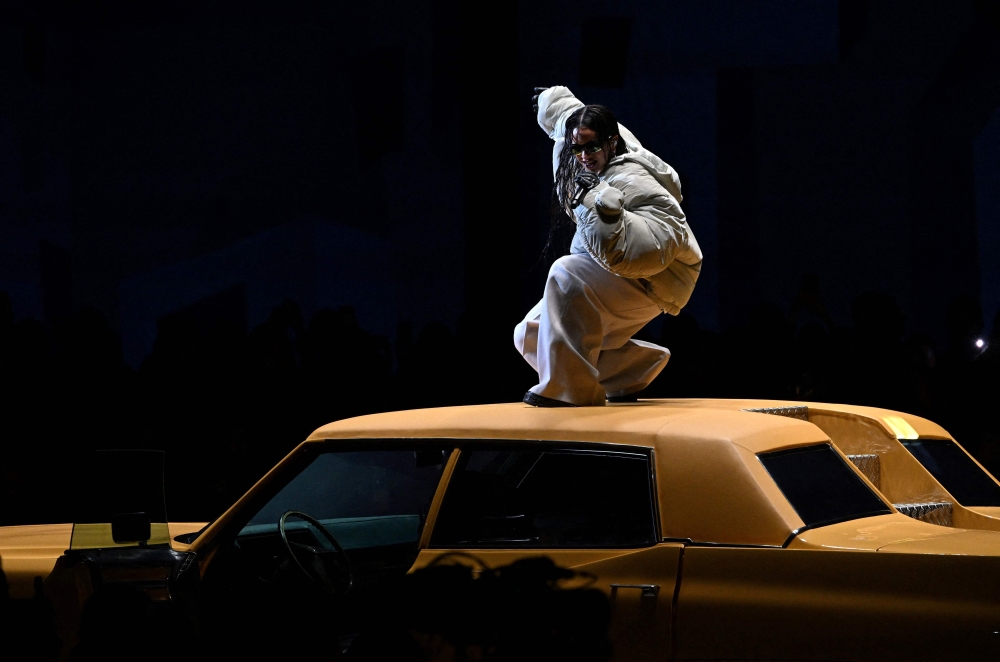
306, 398, 949, 450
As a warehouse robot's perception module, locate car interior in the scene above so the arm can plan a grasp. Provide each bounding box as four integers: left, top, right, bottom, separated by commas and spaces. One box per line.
196, 446, 451, 656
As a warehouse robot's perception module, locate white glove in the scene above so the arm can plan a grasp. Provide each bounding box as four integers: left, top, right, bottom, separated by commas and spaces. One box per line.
595, 186, 624, 221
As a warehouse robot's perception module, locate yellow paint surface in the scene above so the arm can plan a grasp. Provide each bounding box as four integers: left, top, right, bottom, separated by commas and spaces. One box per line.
0, 522, 206, 599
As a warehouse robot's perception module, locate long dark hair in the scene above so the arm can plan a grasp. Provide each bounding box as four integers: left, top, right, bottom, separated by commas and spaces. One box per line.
543, 104, 628, 258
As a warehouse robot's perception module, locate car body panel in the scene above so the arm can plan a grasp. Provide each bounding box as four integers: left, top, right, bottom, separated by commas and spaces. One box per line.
788, 513, 966, 551
652, 418, 808, 546
807, 410, 951, 503
0, 522, 204, 599
876, 529, 1000, 554
676, 545, 1000, 661
0, 523, 72, 599
969, 505, 1000, 520
413, 544, 683, 662
654, 398, 953, 439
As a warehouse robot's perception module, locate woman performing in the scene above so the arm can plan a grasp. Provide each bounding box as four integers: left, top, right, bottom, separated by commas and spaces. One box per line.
515, 86, 703, 407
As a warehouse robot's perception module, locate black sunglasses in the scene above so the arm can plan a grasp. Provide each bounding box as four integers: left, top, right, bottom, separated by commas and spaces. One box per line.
569, 140, 605, 156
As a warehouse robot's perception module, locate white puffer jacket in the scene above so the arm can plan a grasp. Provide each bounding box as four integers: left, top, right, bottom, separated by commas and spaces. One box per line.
537, 86, 703, 315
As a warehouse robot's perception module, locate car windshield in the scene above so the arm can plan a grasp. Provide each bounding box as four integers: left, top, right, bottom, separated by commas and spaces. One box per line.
240, 448, 449, 552
759, 444, 892, 529
900, 439, 1000, 506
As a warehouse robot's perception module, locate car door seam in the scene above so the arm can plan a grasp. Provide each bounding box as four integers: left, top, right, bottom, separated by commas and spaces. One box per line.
670, 544, 685, 661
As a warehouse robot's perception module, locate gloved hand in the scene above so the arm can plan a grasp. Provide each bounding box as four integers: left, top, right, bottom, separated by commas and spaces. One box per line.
595, 187, 624, 220
578, 182, 623, 224
531, 87, 548, 114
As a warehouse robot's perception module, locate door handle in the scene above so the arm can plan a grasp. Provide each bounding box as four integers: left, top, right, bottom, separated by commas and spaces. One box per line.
610, 583, 659, 599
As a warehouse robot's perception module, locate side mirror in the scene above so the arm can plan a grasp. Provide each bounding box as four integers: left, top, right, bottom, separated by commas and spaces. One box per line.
111, 512, 151, 545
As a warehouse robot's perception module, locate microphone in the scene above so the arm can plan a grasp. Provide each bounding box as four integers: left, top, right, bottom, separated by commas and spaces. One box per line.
570, 171, 600, 207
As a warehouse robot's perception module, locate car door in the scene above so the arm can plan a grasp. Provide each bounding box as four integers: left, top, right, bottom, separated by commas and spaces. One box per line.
414, 444, 683, 662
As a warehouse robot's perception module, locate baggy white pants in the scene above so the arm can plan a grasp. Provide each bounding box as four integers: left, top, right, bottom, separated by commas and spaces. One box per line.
513, 254, 670, 406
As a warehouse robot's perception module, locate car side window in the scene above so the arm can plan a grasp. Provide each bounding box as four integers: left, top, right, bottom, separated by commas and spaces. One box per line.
431, 448, 657, 549
241, 448, 449, 552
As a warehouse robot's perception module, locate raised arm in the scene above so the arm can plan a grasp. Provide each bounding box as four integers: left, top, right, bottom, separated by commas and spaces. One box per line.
535, 86, 584, 139
534, 86, 584, 177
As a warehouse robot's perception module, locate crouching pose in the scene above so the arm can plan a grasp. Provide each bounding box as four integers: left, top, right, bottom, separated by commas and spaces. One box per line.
515, 86, 703, 407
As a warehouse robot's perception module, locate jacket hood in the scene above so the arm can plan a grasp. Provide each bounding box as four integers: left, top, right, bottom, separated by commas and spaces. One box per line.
612, 132, 684, 204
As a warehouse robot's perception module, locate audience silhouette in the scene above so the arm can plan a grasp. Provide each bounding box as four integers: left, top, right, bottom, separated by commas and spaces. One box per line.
0, 562, 61, 660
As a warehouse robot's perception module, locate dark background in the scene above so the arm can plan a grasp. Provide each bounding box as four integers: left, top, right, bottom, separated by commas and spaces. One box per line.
2, 0, 1000, 524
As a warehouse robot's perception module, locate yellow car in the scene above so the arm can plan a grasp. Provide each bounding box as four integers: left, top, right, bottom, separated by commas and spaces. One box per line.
5, 398, 1000, 660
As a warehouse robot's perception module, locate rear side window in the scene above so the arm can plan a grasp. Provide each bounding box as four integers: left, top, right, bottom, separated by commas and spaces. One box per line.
759, 444, 891, 528
901, 439, 1000, 506
431, 449, 657, 548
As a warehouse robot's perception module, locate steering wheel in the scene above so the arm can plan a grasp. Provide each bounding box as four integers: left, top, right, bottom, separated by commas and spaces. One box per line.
278, 510, 354, 595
